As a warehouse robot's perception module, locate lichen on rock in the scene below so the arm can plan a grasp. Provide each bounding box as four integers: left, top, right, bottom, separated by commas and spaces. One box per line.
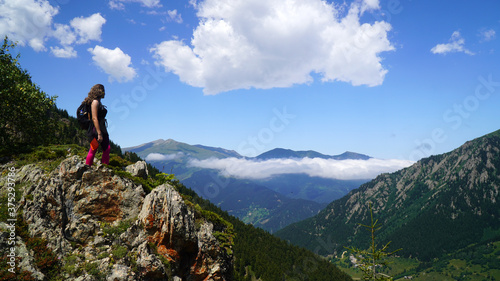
0, 155, 233, 280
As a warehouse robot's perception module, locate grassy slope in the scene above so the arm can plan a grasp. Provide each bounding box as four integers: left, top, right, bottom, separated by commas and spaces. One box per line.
333, 241, 500, 280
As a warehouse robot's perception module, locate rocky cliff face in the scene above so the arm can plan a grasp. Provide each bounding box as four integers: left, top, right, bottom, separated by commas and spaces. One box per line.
0, 155, 233, 280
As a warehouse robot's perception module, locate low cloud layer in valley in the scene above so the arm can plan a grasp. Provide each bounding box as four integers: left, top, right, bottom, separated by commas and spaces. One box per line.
188, 157, 414, 180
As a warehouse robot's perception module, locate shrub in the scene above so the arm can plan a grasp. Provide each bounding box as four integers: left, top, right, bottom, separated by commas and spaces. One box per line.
112, 245, 128, 260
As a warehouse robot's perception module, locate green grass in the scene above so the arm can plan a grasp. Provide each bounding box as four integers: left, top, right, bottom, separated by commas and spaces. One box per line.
101, 218, 134, 239
240, 205, 270, 225
111, 245, 128, 260
334, 240, 500, 281
13, 144, 88, 171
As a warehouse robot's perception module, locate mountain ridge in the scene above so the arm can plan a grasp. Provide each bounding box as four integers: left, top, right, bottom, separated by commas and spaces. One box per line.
255, 148, 371, 160
124, 139, 372, 161
276, 128, 500, 263
125, 139, 239, 160
193, 144, 242, 158
123, 139, 374, 232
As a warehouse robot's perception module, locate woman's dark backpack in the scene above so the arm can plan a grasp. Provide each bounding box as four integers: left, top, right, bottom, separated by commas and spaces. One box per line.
76, 102, 91, 130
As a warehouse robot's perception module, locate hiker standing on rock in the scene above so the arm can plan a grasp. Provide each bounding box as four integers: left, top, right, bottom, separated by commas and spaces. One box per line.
84, 84, 110, 166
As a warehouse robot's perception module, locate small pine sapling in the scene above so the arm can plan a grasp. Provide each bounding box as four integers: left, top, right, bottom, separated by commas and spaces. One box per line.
345, 203, 401, 281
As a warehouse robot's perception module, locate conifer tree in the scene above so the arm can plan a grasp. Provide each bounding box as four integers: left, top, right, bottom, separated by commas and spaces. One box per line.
346, 203, 401, 280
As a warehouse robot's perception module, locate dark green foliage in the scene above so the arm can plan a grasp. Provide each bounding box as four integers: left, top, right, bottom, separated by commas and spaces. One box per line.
11, 144, 86, 173
123, 151, 142, 163
0, 37, 59, 156
111, 245, 128, 260
62, 255, 82, 276
231, 218, 352, 281
84, 261, 105, 279
108, 155, 130, 168
109, 140, 123, 157
101, 219, 133, 239
169, 180, 352, 280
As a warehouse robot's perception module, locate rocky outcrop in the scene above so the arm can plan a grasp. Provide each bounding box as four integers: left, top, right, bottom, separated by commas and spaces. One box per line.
0, 155, 233, 280
139, 186, 232, 280
125, 160, 149, 179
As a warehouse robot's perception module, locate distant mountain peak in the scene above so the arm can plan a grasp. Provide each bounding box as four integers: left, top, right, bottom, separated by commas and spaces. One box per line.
334, 151, 371, 160
255, 148, 320, 160
193, 144, 242, 158
255, 148, 371, 160
124, 138, 241, 160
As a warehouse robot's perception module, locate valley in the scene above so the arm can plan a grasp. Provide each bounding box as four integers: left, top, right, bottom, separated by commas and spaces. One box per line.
124, 139, 374, 232
123, 132, 500, 279
126, 130, 500, 279
276, 129, 500, 279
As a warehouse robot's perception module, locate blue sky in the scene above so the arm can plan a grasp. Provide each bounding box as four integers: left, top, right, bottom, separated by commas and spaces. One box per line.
2, 0, 500, 162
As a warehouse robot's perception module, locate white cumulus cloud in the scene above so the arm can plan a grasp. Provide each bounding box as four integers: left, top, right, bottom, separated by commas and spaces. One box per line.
52, 23, 77, 46
188, 157, 414, 180
70, 13, 106, 44
0, 0, 59, 52
50, 46, 77, 58
50, 13, 106, 58
88, 45, 137, 83
151, 0, 394, 95
431, 31, 474, 55
361, 0, 380, 13
0, 1, 106, 57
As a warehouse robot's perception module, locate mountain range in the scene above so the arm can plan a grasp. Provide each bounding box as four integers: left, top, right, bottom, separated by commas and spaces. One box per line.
275, 129, 500, 277
255, 148, 371, 161
124, 130, 500, 278
124, 139, 372, 232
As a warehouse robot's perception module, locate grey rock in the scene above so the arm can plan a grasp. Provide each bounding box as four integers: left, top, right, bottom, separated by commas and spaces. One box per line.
0, 155, 233, 280
125, 160, 148, 179
108, 264, 130, 281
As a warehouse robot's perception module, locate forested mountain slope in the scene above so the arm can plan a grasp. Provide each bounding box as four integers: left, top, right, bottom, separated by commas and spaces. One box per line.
277, 129, 500, 262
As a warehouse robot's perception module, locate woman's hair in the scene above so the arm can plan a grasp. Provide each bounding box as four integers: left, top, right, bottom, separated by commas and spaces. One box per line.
84, 84, 105, 104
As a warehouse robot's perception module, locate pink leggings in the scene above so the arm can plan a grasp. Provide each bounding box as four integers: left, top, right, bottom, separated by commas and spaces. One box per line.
86, 144, 111, 166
